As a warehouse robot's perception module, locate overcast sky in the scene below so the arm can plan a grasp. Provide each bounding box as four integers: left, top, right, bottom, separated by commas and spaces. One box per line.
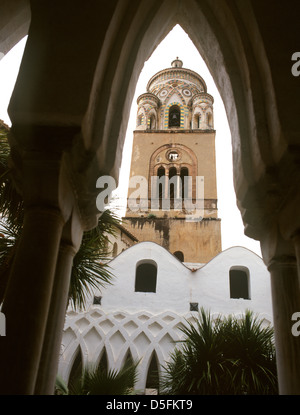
0, 25, 262, 256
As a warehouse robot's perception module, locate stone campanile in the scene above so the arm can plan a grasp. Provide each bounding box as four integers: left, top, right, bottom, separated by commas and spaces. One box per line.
123, 59, 221, 263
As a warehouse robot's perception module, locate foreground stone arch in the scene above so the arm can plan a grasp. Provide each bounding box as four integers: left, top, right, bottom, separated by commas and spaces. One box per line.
0, 0, 299, 394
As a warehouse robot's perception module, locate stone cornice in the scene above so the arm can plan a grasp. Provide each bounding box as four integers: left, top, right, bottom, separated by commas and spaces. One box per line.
147, 67, 207, 93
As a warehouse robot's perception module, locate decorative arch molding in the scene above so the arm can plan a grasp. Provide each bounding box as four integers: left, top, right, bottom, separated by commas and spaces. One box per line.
64, 345, 82, 384
97, 346, 109, 372
116, 347, 135, 372
145, 350, 160, 389
67, 346, 83, 387
60, 333, 89, 383
163, 101, 186, 129
6, 0, 296, 239
205, 107, 214, 129
149, 143, 198, 174
2, 0, 300, 396
163, 85, 186, 106
4, 0, 298, 240
147, 108, 158, 130
148, 143, 198, 201
136, 109, 146, 128
192, 107, 204, 129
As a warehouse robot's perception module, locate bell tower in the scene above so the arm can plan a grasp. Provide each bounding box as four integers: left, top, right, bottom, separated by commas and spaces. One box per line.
123, 59, 222, 263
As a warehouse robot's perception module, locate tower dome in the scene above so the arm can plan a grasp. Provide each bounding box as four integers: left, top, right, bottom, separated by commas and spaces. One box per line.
136, 59, 214, 130
171, 57, 183, 68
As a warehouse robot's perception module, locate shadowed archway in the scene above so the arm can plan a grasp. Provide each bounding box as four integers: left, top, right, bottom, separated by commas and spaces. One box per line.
0, 0, 299, 395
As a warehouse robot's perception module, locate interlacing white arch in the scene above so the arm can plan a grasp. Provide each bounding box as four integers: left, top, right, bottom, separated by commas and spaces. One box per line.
58, 308, 271, 392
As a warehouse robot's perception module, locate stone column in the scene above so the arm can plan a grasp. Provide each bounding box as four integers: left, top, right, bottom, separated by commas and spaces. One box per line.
269, 256, 300, 394
162, 170, 169, 210
0, 154, 68, 394
0, 206, 64, 394
261, 228, 300, 394
174, 172, 182, 210
293, 233, 300, 285
35, 211, 83, 395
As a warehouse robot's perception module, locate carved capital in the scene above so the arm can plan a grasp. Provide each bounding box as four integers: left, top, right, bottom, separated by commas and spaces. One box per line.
260, 224, 296, 269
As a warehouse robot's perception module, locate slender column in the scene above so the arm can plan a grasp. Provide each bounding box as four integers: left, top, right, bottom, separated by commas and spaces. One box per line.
268, 256, 300, 394
174, 172, 182, 210
162, 171, 169, 210
34, 243, 76, 394
293, 233, 300, 285
35, 213, 83, 395
261, 227, 300, 394
0, 206, 64, 394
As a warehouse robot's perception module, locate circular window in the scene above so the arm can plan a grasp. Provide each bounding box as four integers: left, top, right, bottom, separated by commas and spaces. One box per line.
159, 88, 168, 98
167, 150, 180, 161
182, 88, 191, 97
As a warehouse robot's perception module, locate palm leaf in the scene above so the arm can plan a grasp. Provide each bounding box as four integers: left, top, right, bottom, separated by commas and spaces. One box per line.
0, 124, 122, 311
0, 127, 24, 228
66, 359, 139, 395
68, 209, 121, 310
161, 308, 278, 395
55, 375, 69, 395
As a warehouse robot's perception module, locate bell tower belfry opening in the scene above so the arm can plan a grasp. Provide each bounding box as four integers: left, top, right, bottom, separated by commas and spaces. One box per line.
123, 59, 221, 264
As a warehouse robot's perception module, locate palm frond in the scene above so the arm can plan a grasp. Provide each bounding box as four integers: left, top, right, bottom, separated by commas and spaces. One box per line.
66, 359, 139, 395
161, 308, 278, 395
68, 209, 121, 310
0, 218, 22, 303
55, 375, 69, 395
0, 128, 24, 227
0, 124, 122, 313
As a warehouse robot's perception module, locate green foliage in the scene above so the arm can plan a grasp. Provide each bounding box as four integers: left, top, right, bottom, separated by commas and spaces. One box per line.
161, 308, 278, 395
0, 124, 121, 309
0, 220, 21, 299
55, 375, 69, 395
147, 213, 156, 219
55, 359, 139, 395
0, 126, 24, 302
0, 127, 24, 228
69, 209, 120, 311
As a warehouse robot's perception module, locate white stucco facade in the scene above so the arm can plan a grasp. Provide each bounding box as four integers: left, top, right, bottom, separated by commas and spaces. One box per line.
58, 242, 272, 393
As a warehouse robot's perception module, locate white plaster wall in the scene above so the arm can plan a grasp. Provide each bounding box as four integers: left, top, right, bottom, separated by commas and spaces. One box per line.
59, 309, 188, 392
59, 242, 273, 392
190, 246, 273, 321
97, 242, 191, 314
90, 242, 272, 319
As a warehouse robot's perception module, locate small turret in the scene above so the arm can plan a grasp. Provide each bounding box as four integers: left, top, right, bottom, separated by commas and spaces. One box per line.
136, 58, 214, 130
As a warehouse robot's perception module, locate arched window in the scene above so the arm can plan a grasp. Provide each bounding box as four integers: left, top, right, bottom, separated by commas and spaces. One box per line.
137, 114, 143, 126
168, 150, 179, 161
207, 112, 213, 128
149, 114, 156, 130
229, 267, 250, 299
146, 352, 160, 391
97, 348, 108, 374
123, 349, 134, 367
135, 261, 157, 293
169, 167, 177, 208
180, 167, 189, 200
174, 251, 184, 262
193, 113, 201, 129
122, 350, 135, 389
168, 105, 181, 127
68, 348, 82, 388
157, 166, 165, 209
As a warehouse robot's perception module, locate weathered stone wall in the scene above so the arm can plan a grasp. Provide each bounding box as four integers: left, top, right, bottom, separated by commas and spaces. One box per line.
123, 217, 221, 263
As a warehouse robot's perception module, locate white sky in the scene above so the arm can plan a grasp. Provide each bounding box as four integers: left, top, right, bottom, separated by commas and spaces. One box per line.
0, 25, 262, 256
